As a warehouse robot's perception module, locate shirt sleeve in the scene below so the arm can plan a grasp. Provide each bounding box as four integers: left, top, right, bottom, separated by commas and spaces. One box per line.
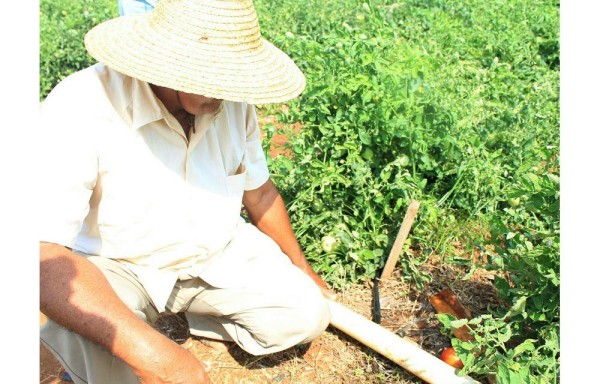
242, 104, 270, 190
38, 83, 98, 249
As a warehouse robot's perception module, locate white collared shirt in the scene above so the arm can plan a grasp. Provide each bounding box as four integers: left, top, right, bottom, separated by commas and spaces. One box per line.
39, 63, 271, 311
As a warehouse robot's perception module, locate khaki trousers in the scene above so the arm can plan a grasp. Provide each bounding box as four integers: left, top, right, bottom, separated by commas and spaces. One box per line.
40, 254, 330, 384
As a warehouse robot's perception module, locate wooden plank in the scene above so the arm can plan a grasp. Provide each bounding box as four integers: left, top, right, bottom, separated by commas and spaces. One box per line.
380, 200, 420, 280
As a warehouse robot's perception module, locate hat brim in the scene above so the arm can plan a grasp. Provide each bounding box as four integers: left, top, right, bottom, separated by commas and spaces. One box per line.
84, 15, 305, 104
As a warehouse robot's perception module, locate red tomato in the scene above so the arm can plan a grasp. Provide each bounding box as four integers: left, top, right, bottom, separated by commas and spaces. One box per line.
440, 347, 464, 368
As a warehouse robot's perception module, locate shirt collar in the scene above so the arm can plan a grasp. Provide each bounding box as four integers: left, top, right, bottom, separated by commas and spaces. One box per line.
128, 77, 170, 130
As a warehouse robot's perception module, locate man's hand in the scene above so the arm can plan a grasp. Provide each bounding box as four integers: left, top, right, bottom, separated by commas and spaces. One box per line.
294, 259, 337, 301
305, 269, 338, 301
134, 345, 212, 384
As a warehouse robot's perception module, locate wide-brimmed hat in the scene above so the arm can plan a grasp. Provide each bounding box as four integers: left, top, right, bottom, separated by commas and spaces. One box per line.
84, 0, 305, 104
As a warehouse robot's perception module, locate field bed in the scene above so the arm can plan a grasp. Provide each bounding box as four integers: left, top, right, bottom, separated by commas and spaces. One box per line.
41, 257, 503, 384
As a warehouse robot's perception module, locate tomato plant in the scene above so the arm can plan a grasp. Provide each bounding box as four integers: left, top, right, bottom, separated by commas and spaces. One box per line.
40, 0, 118, 99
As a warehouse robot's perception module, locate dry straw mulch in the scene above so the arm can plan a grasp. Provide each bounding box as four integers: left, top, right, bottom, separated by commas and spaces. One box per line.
179, 257, 503, 384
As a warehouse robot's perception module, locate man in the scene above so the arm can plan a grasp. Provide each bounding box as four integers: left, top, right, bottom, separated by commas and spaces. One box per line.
39, 1, 335, 383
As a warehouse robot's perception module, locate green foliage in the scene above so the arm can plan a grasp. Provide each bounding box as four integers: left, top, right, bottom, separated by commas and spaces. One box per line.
255, 0, 559, 381
256, 0, 559, 283
438, 154, 560, 382
40, 0, 559, 381
39, 0, 118, 99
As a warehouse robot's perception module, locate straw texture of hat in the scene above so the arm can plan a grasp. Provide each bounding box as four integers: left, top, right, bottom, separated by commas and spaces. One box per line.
84, 0, 305, 104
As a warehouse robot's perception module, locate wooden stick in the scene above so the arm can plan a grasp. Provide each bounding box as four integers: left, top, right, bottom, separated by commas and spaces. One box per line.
380, 200, 420, 280
328, 300, 479, 384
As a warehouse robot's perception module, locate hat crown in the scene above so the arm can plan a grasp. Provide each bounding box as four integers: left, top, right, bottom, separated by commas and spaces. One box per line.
84, 0, 306, 103
149, 0, 262, 46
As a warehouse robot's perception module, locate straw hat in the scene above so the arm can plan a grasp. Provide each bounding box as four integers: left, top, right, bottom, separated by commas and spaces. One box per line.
84, 0, 305, 104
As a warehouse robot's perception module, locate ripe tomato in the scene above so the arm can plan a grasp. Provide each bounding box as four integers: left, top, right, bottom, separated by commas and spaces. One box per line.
440, 347, 464, 369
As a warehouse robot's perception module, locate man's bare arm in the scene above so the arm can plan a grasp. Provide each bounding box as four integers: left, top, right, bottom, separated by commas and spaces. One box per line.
242, 179, 336, 300
40, 242, 212, 384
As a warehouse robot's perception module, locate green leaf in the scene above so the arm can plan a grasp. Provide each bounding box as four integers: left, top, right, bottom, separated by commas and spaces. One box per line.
358, 129, 372, 145
496, 364, 510, 383
450, 319, 469, 328
437, 313, 456, 328
514, 339, 536, 357
505, 296, 528, 319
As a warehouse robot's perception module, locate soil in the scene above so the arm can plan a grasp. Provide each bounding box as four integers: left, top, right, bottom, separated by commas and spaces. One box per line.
39, 113, 504, 383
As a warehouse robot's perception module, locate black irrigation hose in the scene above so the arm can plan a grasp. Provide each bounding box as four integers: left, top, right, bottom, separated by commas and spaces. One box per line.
372, 269, 382, 324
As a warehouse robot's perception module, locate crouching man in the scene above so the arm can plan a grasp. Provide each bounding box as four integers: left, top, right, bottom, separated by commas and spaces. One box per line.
40, 1, 335, 383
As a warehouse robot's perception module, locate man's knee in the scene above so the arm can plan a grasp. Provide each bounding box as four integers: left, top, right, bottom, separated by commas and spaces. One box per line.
85, 256, 159, 323
295, 294, 331, 342
253, 292, 331, 352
